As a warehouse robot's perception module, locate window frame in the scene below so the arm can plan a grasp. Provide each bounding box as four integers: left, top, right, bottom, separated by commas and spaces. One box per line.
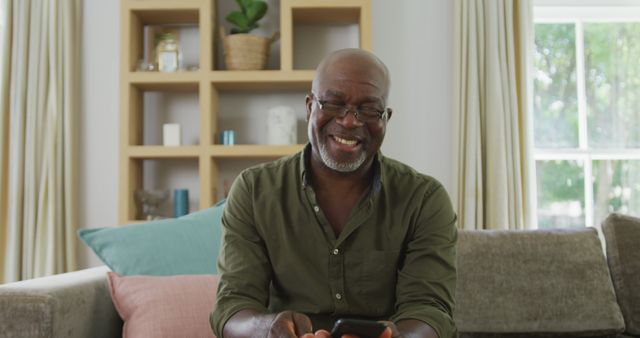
532, 5, 640, 230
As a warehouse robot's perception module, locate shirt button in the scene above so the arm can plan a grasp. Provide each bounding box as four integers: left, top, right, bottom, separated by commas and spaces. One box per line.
333, 248, 339, 255
335, 293, 342, 300
313, 206, 320, 212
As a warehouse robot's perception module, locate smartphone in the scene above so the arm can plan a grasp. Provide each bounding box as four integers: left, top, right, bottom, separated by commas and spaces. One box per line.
330, 318, 387, 338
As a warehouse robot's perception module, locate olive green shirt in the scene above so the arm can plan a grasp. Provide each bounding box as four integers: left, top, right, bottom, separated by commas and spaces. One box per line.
211, 145, 457, 338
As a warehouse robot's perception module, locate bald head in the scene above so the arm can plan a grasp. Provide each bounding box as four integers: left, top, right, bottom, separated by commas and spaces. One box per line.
312, 49, 391, 102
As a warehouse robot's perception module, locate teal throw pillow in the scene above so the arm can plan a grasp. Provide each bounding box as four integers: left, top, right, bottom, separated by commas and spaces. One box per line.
78, 200, 225, 276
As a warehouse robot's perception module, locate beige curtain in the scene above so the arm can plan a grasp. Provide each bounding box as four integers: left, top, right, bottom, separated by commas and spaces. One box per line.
0, 0, 9, 282
0, 0, 79, 283
453, 0, 536, 230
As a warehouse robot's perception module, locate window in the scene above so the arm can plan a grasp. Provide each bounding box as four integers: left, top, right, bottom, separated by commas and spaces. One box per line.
533, 6, 640, 229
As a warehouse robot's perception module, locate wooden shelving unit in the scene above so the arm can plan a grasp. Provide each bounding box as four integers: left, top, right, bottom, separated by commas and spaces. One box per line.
119, 0, 372, 223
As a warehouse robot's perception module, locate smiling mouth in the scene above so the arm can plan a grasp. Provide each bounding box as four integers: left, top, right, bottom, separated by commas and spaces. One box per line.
332, 135, 360, 146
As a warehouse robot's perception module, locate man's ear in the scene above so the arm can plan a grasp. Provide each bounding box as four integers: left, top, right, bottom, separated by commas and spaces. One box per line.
386, 108, 393, 121
305, 94, 313, 121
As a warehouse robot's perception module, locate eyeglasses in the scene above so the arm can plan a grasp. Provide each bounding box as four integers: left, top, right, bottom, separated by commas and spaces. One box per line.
311, 94, 390, 123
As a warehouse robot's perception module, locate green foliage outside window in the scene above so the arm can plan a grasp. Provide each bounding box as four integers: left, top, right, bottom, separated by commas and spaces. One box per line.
534, 22, 640, 228
584, 23, 640, 148
533, 24, 579, 148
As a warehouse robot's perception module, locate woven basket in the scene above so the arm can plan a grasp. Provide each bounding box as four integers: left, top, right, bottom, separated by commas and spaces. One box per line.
221, 30, 279, 70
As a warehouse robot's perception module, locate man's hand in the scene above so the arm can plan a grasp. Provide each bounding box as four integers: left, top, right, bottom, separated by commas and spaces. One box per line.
222, 309, 314, 338
302, 320, 437, 338
268, 311, 314, 337
301, 326, 394, 338
396, 319, 438, 338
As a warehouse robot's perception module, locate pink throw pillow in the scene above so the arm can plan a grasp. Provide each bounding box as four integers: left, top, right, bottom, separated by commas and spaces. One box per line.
107, 272, 218, 338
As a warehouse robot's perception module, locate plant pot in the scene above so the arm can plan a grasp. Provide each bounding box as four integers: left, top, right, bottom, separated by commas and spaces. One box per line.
221, 30, 279, 70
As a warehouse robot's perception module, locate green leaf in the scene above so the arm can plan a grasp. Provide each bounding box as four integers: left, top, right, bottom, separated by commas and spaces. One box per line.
226, 11, 249, 30
246, 1, 267, 24
236, 0, 252, 13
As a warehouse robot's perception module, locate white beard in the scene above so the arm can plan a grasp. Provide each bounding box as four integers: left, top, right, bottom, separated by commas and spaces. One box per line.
318, 142, 367, 173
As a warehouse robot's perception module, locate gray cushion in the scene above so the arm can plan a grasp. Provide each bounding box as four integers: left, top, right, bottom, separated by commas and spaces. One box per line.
0, 266, 122, 338
459, 334, 620, 338
602, 213, 640, 335
455, 228, 625, 337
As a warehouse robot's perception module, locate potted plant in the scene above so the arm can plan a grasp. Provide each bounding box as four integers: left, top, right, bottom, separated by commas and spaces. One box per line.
221, 0, 279, 70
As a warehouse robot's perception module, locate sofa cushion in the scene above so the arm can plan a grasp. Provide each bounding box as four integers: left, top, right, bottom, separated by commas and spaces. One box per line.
0, 267, 121, 338
602, 213, 640, 335
79, 200, 224, 276
455, 228, 625, 337
108, 272, 218, 338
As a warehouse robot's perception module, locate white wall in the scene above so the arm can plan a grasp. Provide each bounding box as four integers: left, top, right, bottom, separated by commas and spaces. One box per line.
374, 0, 454, 191
78, 0, 454, 268
79, 0, 120, 268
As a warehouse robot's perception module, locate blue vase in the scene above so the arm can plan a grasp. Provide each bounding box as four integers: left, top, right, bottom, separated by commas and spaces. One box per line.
174, 189, 189, 217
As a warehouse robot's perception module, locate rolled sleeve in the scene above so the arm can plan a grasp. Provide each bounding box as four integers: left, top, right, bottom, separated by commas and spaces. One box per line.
210, 172, 273, 337
390, 183, 458, 338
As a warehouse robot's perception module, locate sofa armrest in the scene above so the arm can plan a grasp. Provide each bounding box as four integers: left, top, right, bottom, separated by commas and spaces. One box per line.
0, 266, 122, 338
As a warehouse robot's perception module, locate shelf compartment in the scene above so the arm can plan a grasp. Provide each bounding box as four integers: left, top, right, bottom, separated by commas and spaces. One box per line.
288, 0, 371, 25
126, 145, 201, 158
213, 88, 309, 145
121, 0, 211, 72
213, 0, 280, 71
210, 145, 304, 158
280, 0, 372, 70
129, 158, 201, 221
122, 82, 201, 147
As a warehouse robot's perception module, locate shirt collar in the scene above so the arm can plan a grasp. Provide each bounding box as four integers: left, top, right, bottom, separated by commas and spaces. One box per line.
300, 144, 312, 188
299, 143, 383, 195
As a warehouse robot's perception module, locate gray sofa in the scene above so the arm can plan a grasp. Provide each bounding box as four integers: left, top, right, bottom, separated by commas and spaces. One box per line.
1, 213, 638, 338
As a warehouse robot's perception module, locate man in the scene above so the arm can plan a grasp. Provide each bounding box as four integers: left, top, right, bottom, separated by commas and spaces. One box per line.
210, 49, 457, 338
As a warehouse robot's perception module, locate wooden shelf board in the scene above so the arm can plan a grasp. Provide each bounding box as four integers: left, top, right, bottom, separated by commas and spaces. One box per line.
293, 7, 360, 24
125, 145, 304, 159
211, 144, 304, 158
131, 10, 199, 25
126, 146, 201, 158
127, 72, 201, 91
288, 0, 368, 9
126, 0, 202, 24
125, 71, 314, 91
210, 70, 314, 90
288, 0, 368, 23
